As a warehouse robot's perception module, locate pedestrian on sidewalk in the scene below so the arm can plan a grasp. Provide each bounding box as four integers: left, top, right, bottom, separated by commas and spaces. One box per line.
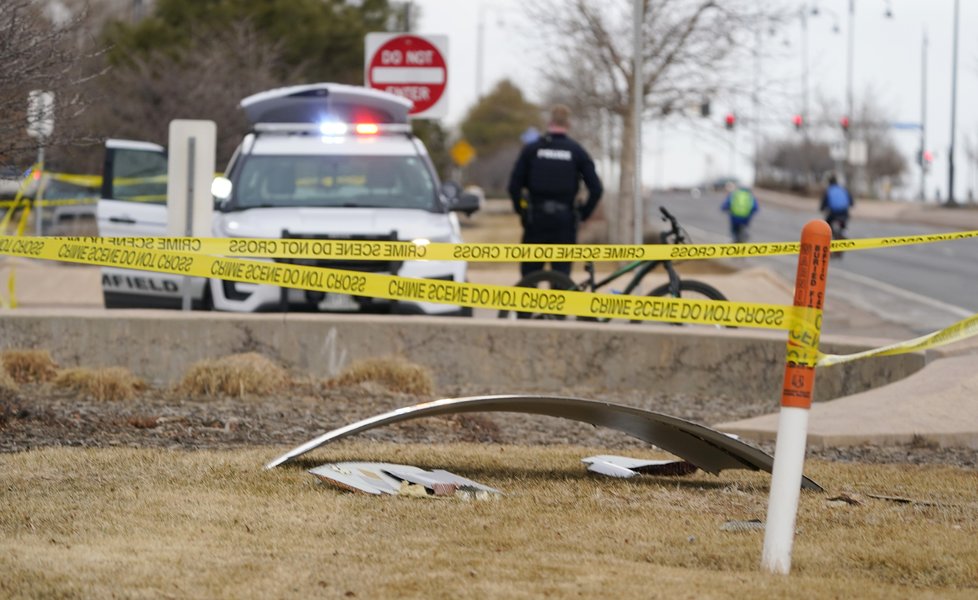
721, 183, 759, 243
507, 104, 603, 277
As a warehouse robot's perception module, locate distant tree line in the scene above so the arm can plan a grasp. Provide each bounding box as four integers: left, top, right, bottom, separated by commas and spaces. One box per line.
0, 0, 451, 176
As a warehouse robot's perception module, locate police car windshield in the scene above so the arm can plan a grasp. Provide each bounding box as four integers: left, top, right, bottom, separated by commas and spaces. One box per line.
229, 155, 437, 211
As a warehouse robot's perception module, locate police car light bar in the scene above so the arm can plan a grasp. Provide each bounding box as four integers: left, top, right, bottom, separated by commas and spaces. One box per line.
253, 122, 410, 135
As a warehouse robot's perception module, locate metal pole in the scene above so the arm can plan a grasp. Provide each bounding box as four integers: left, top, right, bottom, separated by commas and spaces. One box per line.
845, 0, 854, 189
752, 25, 760, 185
476, 3, 485, 99
801, 7, 809, 127
181, 137, 195, 311
919, 31, 928, 201
632, 0, 644, 245
947, 0, 959, 205
34, 145, 45, 237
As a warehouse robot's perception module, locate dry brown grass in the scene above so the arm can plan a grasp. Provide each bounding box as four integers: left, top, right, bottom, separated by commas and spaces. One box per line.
326, 355, 434, 396
175, 352, 290, 398
52, 367, 147, 401
0, 367, 18, 401
1, 349, 58, 384
0, 444, 976, 599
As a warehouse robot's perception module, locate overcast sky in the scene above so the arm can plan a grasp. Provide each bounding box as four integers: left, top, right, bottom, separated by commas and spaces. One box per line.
410, 0, 978, 201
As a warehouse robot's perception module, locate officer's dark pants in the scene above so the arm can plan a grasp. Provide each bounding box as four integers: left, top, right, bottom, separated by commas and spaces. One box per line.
520, 219, 577, 277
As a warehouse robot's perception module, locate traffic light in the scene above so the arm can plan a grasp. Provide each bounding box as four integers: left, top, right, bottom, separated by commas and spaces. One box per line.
839, 116, 850, 132
724, 113, 736, 130
922, 150, 933, 172
792, 114, 804, 131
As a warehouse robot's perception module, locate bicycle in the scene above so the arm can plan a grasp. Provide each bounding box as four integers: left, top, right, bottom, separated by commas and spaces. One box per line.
824, 211, 848, 260
498, 206, 727, 322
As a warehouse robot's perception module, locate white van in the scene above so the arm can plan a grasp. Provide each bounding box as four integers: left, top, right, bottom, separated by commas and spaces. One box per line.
97, 83, 479, 315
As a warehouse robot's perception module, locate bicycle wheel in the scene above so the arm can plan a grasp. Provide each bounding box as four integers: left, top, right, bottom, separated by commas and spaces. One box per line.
632, 279, 728, 326
497, 270, 578, 320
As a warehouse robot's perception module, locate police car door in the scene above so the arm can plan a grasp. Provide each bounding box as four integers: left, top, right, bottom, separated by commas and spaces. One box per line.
97, 139, 200, 308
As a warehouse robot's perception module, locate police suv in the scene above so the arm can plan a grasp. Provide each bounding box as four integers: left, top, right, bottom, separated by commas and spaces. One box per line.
97, 83, 479, 315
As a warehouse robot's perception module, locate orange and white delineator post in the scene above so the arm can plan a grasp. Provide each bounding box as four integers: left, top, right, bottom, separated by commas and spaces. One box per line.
762, 219, 832, 575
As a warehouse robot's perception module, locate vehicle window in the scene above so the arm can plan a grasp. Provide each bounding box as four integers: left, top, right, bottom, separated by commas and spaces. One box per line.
110, 149, 167, 204
232, 155, 437, 210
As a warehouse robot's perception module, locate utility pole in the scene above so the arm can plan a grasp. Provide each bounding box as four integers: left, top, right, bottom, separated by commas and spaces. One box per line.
844, 0, 854, 191
919, 31, 928, 201
631, 0, 644, 245
476, 3, 485, 98
947, 0, 960, 205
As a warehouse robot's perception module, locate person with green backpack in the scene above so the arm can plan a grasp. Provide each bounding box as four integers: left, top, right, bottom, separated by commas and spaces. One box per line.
720, 183, 759, 243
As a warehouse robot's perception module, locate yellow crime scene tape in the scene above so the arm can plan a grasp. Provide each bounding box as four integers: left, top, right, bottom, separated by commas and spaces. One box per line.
1, 232, 976, 367
34, 229, 977, 263
816, 312, 978, 367
0, 235, 820, 332
0, 164, 45, 308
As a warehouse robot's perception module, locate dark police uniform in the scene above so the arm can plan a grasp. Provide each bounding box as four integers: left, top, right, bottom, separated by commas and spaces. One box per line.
507, 132, 603, 276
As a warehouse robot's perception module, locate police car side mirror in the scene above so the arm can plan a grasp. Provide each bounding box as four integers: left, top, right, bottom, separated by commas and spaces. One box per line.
451, 192, 481, 217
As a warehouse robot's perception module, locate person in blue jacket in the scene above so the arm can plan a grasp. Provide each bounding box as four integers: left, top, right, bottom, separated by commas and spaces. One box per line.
721, 183, 759, 243
820, 175, 853, 237
508, 104, 603, 277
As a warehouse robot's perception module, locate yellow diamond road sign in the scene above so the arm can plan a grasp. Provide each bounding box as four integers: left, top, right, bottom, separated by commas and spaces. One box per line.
450, 139, 476, 167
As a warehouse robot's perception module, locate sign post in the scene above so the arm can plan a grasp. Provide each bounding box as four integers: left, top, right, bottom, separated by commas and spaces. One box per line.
365, 33, 448, 119
26, 90, 54, 236
167, 120, 216, 311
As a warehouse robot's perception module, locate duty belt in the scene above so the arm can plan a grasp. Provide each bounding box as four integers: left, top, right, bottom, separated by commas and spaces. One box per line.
533, 200, 572, 215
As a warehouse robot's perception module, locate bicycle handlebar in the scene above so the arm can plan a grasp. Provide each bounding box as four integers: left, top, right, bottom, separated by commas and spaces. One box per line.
657, 206, 690, 244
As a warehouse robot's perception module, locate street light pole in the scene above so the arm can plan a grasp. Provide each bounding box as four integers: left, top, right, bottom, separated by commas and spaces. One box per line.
632, 0, 644, 245
845, 0, 854, 190
947, 0, 960, 205
476, 3, 486, 98
801, 8, 809, 129
919, 31, 928, 201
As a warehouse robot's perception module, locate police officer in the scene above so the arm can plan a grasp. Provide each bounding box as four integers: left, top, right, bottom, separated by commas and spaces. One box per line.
508, 104, 603, 277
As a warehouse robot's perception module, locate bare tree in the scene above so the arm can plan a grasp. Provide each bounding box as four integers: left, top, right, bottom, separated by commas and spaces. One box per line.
528, 0, 780, 243
0, 0, 103, 166
82, 21, 301, 168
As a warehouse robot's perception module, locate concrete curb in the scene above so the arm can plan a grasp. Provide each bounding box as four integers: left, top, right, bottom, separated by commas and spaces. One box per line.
0, 310, 923, 406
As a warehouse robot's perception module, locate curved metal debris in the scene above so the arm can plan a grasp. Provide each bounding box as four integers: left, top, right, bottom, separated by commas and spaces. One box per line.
265, 394, 822, 491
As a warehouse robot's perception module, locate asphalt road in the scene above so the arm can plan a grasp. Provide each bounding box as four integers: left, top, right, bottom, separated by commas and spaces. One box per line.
650, 190, 978, 335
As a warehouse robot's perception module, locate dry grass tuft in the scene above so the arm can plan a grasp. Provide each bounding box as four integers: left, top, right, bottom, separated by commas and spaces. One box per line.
0, 368, 19, 404
1, 349, 58, 384
176, 352, 290, 398
53, 367, 147, 401
325, 356, 434, 396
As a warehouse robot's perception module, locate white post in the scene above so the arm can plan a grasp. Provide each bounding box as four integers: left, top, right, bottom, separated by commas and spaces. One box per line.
761, 407, 811, 574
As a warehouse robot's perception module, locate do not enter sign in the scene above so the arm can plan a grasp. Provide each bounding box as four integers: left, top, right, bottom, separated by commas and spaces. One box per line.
365, 33, 448, 119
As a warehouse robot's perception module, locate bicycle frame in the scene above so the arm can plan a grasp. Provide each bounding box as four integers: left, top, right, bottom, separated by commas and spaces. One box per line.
581, 258, 682, 297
